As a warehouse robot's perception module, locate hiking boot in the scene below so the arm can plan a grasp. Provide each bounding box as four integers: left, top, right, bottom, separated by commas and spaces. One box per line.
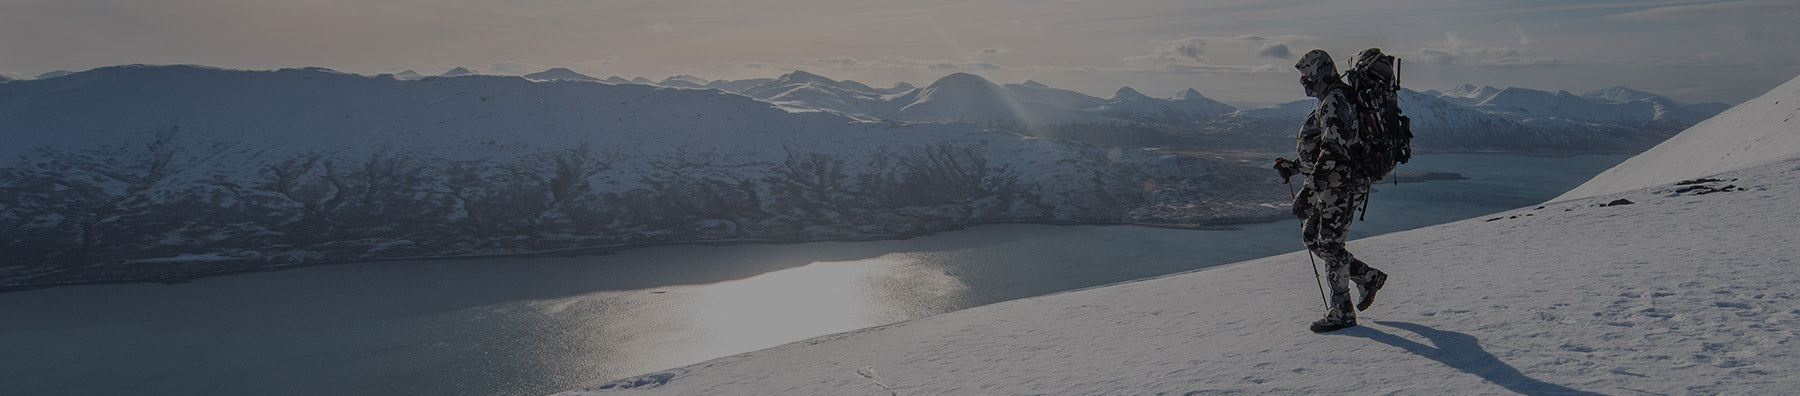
1357, 271, 1387, 311
1310, 316, 1357, 333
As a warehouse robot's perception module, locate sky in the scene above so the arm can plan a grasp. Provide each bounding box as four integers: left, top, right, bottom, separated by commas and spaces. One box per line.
3, 0, 1797, 107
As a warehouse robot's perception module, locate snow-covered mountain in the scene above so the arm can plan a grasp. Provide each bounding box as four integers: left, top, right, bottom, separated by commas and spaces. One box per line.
735, 71, 896, 120
1432, 83, 1504, 105
678, 70, 1722, 154
0, 65, 1281, 290
1098, 86, 1236, 122
703, 78, 774, 94
723, 72, 1238, 127
558, 74, 1800, 396
892, 73, 1111, 125
1556, 74, 1800, 200
525, 68, 600, 82
392, 70, 424, 80
440, 67, 478, 77
1003, 80, 1108, 110
1205, 84, 1729, 153
656, 75, 709, 88
1581, 86, 1663, 103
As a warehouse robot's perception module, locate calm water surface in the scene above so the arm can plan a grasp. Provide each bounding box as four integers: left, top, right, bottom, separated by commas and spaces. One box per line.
0, 153, 1627, 395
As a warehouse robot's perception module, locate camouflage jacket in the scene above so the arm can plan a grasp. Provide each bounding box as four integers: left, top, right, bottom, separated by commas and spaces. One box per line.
1296, 85, 1364, 190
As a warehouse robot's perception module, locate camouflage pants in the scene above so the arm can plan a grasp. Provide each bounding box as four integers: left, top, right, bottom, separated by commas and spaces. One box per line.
1298, 180, 1383, 321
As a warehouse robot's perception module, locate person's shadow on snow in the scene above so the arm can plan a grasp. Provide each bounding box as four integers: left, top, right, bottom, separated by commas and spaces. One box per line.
1336, 321, 1603, 395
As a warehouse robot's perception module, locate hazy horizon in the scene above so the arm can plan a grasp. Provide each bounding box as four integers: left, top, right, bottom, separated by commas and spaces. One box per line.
4, 0, 1797, 106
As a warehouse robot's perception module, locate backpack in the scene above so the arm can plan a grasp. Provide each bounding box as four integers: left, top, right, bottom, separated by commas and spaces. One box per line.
1343, 48, 1413, 182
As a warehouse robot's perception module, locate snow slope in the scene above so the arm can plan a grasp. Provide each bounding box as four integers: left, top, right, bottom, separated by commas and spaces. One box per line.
560, 81, 1800, 395
1557, 74, 1800, 201
563, 149, 1800, 396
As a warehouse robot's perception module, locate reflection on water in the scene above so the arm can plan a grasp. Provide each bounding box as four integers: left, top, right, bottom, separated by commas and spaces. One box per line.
685, 254, 968, 361
0, 153, 1631, 395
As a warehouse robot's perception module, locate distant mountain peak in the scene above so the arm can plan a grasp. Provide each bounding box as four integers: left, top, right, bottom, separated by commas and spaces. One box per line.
1442, 83, 1501, 99
440, 67, 477, 77
1021, 80, 1049, 89
776, 70, 837, 85
524, 68, 599, 82
1112, 87, 1149, 101
659, 74, 710, 87
1176, 88, 1207, 101
603, 76, 633, 84
932, 73, 996, 87
630, 77, 653, 84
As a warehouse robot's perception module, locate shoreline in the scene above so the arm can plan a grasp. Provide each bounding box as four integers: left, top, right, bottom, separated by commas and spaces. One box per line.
0, 216, 1288, 294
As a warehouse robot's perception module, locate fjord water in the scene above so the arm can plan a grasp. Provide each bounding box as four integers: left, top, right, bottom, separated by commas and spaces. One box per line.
0, 153, 1627, 395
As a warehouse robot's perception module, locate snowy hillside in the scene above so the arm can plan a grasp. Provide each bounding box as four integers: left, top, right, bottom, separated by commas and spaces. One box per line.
1003, 80, 1107, 110
1556, 74, 1800, 201
560, 87, 1800, 395
0, 65, 1281, 290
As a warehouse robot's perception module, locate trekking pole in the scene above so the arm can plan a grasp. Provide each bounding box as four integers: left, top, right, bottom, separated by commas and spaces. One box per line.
1290, 182, 1331, 310
1358, 192, 1370, 221
1306, 250, 1330, 309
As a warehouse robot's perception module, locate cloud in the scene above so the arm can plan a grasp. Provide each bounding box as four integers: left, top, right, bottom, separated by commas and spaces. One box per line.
1610, 0, 1800, 20
1514, 23, 1533, 47
762, 55, 1009, 74
1405, 32, 1574, 68
979, 47, 1011, 56
1258, 42, 1291, 59
1125, 35, 1314, 74
572, 56, 620, 70
1163, 63, 1272, 74
645, 21, 674, 33
1176, 41, 1204, 60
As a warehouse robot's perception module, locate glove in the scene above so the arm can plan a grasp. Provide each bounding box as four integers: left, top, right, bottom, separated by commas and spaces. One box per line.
1273, 158, 1298, 183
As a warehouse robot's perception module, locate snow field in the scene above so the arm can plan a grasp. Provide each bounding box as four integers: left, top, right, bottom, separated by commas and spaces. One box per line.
561, 158, 1800, 395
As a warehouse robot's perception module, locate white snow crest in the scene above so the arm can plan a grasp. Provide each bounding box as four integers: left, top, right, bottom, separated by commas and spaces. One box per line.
1558, 73, 1800, 201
